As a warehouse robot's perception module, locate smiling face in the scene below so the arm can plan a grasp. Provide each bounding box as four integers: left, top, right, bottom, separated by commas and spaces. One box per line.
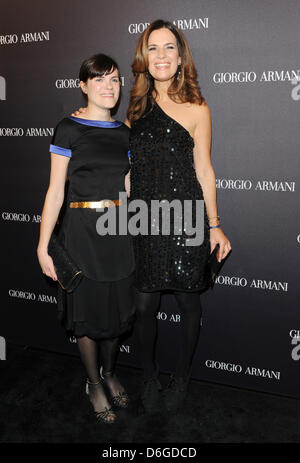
147, 27, 181, 83
80, 68, 120, 110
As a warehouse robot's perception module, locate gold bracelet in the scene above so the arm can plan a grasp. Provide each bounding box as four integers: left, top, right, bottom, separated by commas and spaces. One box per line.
208, 215, 220, 221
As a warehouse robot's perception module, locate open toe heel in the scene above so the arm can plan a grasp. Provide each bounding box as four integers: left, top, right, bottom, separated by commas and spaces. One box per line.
86, 378, 116, 424
100, 366, 130, 409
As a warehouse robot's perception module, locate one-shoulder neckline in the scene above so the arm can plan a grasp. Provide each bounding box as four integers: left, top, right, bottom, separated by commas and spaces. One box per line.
68, 116, 123, 128
153, 102, 194, 143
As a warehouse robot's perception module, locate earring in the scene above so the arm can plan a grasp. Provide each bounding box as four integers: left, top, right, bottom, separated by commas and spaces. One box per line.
177, 64, 182, 81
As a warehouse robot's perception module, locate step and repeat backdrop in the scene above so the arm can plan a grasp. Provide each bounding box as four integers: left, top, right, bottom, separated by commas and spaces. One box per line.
1, 0, 299, 398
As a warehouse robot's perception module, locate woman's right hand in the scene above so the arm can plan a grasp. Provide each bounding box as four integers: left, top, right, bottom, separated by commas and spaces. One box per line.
37, 248, 58, 281
71, 107, 87, 117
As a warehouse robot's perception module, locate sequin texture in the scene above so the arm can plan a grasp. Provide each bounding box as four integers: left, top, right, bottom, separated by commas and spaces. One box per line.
129, 102, 211, 292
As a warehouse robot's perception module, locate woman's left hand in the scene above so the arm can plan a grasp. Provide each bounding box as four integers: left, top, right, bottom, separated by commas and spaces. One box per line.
209, 227, 231, 262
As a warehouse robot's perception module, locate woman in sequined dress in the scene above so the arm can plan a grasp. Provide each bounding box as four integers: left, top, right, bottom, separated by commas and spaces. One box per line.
126, 20, 232, 413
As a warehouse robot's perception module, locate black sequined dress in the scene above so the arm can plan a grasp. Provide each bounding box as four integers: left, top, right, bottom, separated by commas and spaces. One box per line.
129, 102, 211, 292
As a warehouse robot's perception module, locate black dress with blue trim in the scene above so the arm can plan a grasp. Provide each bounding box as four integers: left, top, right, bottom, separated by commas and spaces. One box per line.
50, 116, 135, 339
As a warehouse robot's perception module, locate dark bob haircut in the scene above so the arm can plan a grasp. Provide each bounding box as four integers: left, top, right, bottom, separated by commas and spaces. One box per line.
79, 53, 119, 82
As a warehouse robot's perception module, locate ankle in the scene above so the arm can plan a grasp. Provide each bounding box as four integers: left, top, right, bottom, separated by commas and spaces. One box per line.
143, 362, 159, 381
100, 366, 115, 379
173, 367, 192, 381
101, 369, 119, 387
87, 378, 102, 386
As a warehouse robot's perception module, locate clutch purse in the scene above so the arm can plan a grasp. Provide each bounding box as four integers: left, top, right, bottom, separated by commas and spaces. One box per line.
48, 233, 83, 293
207, 244, 226, 287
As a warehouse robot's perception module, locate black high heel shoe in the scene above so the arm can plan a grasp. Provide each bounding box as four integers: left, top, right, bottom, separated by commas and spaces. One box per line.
163, 374, 190, 412
85, 378, 116, 424
100, 366, 130, 409
141, 365, 162, 414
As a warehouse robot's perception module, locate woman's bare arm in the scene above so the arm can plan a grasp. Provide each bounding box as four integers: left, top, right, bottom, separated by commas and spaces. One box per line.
37, 154, 70, 279
192, 103, 231, 260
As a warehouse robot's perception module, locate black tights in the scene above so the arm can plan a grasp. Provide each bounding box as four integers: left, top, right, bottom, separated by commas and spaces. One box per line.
134, 289, 202, 379
77, 335, 126, 411
77, 336, 120, 383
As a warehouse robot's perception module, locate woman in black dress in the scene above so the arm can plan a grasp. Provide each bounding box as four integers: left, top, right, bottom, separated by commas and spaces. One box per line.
37, 54, 135, 423
127, 20, 232, 412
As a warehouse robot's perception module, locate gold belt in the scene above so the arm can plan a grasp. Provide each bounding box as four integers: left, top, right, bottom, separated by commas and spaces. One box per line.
70, 199, 123, 209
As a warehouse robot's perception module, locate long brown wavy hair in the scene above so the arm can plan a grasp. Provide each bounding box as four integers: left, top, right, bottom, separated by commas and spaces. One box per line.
127, 19, 205, 124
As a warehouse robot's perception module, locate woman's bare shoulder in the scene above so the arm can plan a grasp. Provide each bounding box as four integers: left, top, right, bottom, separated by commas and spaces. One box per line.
183, 102, 210, 136
189, 101, 210, 119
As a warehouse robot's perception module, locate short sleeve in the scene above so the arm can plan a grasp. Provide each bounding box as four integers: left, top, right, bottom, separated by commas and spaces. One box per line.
50, 118, 72, 158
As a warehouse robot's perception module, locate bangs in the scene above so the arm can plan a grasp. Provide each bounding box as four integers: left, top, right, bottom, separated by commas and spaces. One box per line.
79, 54, 119, 81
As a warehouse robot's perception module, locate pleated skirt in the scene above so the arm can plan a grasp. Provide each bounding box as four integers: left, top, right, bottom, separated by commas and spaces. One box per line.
57, 272, 135, 340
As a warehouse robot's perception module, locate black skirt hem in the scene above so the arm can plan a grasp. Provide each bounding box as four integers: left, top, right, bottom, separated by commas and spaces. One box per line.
62, 314, 136, 341
133, 280, 211, 294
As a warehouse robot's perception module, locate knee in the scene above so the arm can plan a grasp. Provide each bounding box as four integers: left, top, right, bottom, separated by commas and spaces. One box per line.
134, 291, 160, 318
174, 292, 202, 314
135, 300, 158, 318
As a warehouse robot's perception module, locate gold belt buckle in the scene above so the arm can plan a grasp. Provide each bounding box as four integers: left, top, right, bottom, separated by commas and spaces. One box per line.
102, 199, 115, 208
69, 199, 122, 209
